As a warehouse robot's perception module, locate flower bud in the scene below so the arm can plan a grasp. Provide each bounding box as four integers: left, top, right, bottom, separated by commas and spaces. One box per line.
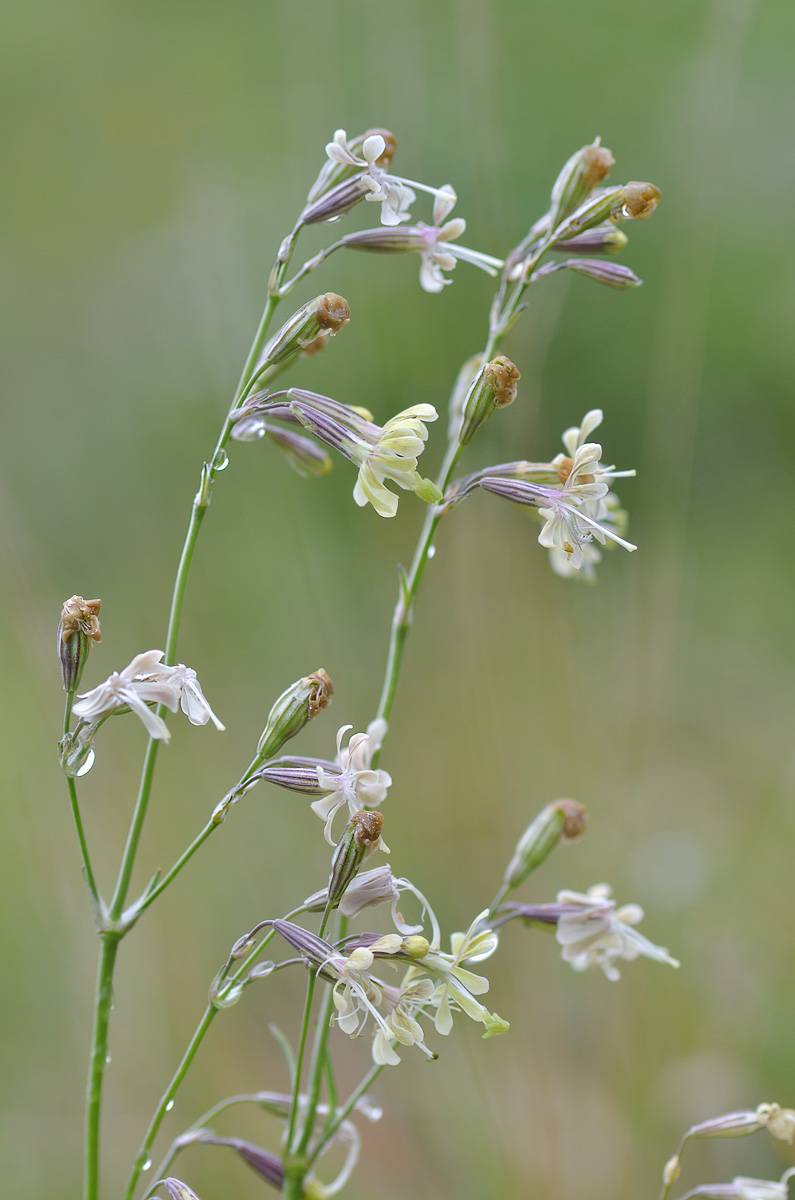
458, 355, 521, 446
258, 293, 350, 369
265, 425, 333, 478
662, 1156, 681, 1186
558, 259, 642, 289
327, 811, 385, 910
163, 1180, 203, 1200
552, 225, 628, 253
687, 1109, 766, 1139
504, 799, 587, 889
620, 181, 661, 219
58, 596, 101, 692
549, 139, 615, 229
256, 669, 333, 759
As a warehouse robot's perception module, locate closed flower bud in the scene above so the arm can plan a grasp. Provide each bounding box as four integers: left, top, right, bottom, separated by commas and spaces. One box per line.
256, 669, 333, 759
58, 595, 102, 692
687, 1110, 766, 1139
662, 1156, 681, 1186
559, 259, 642, 289
459, 355, 521, 446
549, 138, 615, 229
264, 425, 333, 478
552, 225, 628, 253
504, 799, 587, 889
258, 293, 350, 369
163, 1180, 204, 1200
327, 811, 385, 910
620, 181, 661, 219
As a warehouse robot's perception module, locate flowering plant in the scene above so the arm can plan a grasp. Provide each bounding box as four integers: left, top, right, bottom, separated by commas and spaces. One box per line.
57, 129, 706, 1200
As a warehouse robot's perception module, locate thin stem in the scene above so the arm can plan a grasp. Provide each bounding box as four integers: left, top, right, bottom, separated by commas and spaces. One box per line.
84, 935, 119, 1200
125, 818, 216, 922
63, 699, 103, 915
124, 929, 278, 1200
124, 1006, 217, 1200
285, 970, 318, 1155
308, 1062, 385, 1167
67, 776, 102, 915
374, 436, 463, 731
293, 914, 347, 1160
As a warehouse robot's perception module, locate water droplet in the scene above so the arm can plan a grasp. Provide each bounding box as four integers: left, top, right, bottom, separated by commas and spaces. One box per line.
142, 1158, 152, 1172
427, 544, 436, 559
105, 1053, 111, 1065
76, 749, 95, 777
214, 451, 229, 471
165, 1099, 174, 1112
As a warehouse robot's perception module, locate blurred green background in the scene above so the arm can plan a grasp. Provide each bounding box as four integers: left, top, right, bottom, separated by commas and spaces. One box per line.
2, 0, 794, 1197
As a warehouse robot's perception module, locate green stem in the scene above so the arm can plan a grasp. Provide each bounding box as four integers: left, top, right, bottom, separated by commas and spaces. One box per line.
124, 1006, 217, 1200
85, 283, 285, 1200
293, 915, 346, 1160
63, 699, 103, 915
84, 935, 119, 1200
308, 1062, 385, 1168
125, 818, 216, 922
374, 434, 464, 731
124, 930, 277, 1200
285, 971, 319, 1155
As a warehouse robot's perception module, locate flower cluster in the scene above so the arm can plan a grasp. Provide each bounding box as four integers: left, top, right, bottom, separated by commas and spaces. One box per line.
274, 908, 508, 1067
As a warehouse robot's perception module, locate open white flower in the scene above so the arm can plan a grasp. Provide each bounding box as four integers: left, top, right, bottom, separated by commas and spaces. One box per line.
311, 721, 392, 844
418, 911, 508, 1039
135, 661, 225, 730
325, 129, 416, 225
72, 650, 181, 741
351, 404, 441, 517
288, 393, 442, 518
341, 187, 504, 294
555, 883, 679, 980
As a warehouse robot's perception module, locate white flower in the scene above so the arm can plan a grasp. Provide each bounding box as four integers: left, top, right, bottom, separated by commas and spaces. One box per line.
289, 393, 442, 518
416, 189, 504, 292
372, 976, 437, 1065
419, 911, 508, 1039
311, 721, 392, 844
135, 661, 225, 730
555, 883, 679, 981
72, 650, 181, 741
543, 410, 636, 574
325, 130, 416, 226
350, 404, 442, 518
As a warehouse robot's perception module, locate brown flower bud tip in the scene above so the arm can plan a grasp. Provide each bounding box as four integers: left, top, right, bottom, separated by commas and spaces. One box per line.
621, 181, 661, 219
60, 595, 102, 643
582, 142, 615, 189
352, 809, 384, 850
552, 799, 587, 840
315, 292, 351, 333
307, 668, 334, 719
487, 355, 521, 408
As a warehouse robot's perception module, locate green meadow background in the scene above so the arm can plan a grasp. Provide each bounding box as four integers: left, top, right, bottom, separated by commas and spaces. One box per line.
2, 1, 794, 1197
